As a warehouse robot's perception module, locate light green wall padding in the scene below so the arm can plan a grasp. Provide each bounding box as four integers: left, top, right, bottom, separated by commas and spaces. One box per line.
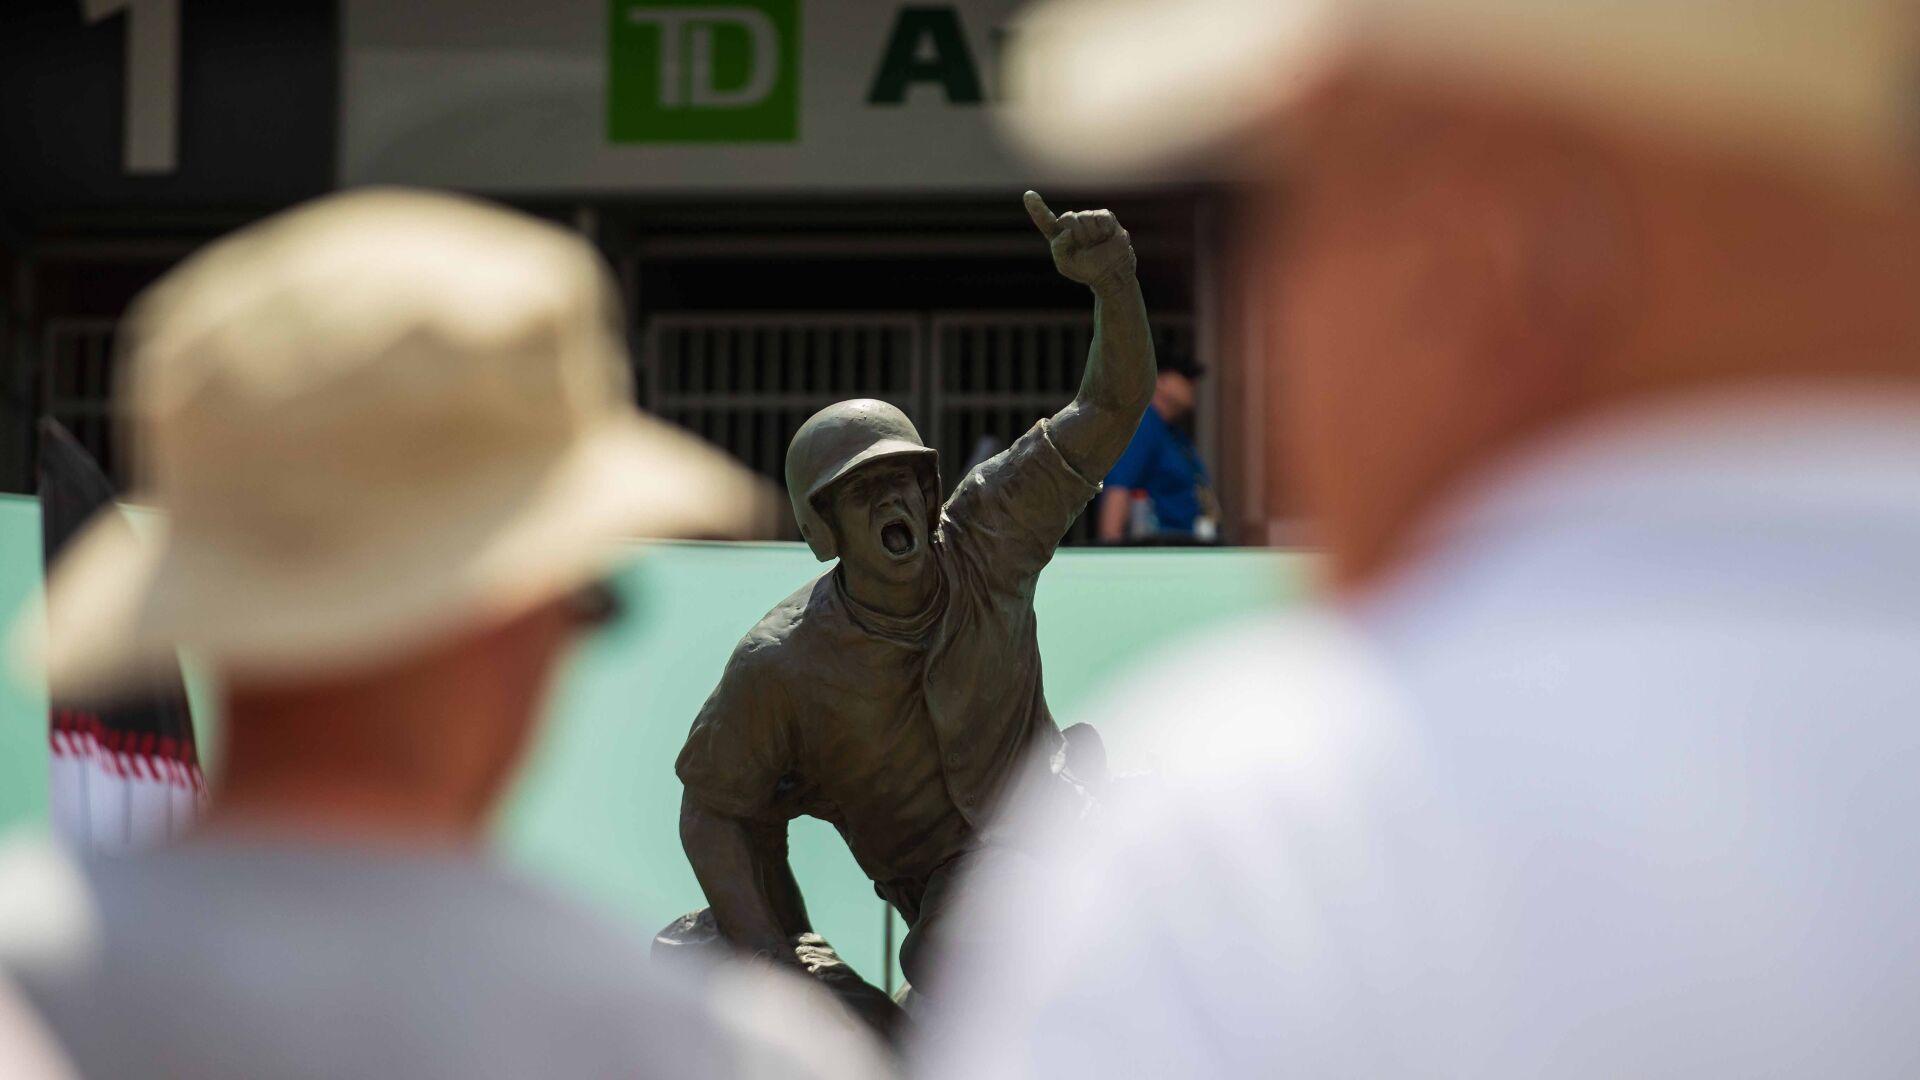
0, 494, 1307, 984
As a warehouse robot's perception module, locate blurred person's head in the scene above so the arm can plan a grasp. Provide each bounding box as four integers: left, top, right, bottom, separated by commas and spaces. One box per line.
19, 189, 768, 846
1263, 69, 1920, 591
1006, 0, 1920, 590
787, 399, 943, 616
1153, 360, 1202, 423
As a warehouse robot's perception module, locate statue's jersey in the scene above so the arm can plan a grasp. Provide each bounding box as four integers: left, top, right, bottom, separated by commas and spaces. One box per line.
676, 421, 1099, 906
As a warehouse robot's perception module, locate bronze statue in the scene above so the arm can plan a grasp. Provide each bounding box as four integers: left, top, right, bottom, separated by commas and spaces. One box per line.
671, 192, 1156, 1033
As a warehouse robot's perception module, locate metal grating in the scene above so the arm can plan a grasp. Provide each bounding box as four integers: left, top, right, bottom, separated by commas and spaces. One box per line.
643, 313, 924, 489
39, 319, 124, 484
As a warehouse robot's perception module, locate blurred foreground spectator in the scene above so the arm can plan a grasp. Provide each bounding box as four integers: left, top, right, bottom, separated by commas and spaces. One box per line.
1095, 355, 1216, 543
930, 0, 1920, 1075
4, 190, 885, 1079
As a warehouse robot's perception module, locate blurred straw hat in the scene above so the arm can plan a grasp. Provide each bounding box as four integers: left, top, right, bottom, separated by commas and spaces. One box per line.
18, 188, 775, 698
1001, 0, 1920, 183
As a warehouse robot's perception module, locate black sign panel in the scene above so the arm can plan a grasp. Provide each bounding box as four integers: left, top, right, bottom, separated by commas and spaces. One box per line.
0, 0, 336, 213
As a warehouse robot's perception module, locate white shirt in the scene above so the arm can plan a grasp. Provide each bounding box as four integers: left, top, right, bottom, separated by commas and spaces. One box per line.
5, 836, 890, 1080
924, 393, 1920, 1078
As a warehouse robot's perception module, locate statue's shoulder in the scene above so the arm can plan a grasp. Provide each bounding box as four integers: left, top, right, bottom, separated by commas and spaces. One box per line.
733, 571, 840, 663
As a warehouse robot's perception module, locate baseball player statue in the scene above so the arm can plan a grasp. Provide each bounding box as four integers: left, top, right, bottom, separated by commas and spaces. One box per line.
671, 192, 1156, 1033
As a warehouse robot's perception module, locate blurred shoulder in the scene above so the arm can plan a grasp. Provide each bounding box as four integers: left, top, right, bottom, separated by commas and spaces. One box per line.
694, 965, 895, 1080
15, 841, 888, 1078
928, 614, 1470, 1080
502, 905, 890, 1078
508, 901, 891, 1080
1102, 610, 1409, 780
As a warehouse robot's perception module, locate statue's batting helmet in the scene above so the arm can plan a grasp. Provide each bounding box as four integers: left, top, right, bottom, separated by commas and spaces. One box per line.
785, 399, 940, 561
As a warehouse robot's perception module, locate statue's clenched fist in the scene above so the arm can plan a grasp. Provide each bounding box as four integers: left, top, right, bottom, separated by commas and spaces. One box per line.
1025, 190, 1137, 294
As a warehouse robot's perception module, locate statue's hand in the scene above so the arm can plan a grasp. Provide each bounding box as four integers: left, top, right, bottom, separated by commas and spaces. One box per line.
1025, 190, 1137, 294
791, 932, 909, 1041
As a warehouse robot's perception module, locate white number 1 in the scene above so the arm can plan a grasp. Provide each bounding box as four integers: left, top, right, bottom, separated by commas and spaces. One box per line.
81, 0, 180, 174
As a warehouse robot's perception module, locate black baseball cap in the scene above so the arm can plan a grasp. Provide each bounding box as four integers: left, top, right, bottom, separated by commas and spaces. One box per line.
1158, 355, 1206, 380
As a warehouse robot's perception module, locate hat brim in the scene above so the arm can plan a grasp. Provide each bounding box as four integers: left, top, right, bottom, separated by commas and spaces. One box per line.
20, 412, 779, 701
1000, 0, 1338, 180
1000, 0, 1912, 185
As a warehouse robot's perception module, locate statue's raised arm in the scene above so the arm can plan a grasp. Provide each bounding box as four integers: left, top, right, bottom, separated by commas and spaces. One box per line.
1023, 190, 1158, 482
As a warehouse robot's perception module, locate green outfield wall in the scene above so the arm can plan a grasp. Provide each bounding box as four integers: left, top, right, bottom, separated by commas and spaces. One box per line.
0, 494, 1306, 984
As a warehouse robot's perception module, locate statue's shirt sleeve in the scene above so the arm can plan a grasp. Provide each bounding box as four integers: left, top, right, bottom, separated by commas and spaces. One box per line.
941, 419, 1102, 589
675, 645, 798, 822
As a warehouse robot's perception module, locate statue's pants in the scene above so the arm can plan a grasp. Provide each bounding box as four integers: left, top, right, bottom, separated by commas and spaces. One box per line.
889, 843, 1038, 999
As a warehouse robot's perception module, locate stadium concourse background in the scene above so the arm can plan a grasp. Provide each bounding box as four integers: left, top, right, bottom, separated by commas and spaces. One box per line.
0, 494, 1307, 985
2, 0, 1289, 547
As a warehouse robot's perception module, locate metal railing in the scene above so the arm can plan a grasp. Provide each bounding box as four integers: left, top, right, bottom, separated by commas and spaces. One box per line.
39, 319, 123, 482
642, 313, 923, 488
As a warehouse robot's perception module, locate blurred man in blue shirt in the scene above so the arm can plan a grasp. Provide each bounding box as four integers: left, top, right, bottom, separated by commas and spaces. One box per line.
1095, 356, 1216, 543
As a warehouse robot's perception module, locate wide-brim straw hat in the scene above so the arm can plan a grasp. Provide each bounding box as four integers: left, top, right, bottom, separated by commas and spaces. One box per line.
18, 188, 779, 700
1000, 0, 1920, 186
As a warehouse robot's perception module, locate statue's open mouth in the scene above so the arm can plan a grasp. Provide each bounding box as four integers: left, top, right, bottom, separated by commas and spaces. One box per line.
880, 521, 916, 557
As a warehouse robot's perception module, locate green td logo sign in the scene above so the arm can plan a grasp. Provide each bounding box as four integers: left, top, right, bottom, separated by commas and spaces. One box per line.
608, 0, 800, 143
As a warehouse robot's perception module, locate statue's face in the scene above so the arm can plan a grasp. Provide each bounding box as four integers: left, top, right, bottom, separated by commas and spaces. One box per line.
820, 457, 932, 588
